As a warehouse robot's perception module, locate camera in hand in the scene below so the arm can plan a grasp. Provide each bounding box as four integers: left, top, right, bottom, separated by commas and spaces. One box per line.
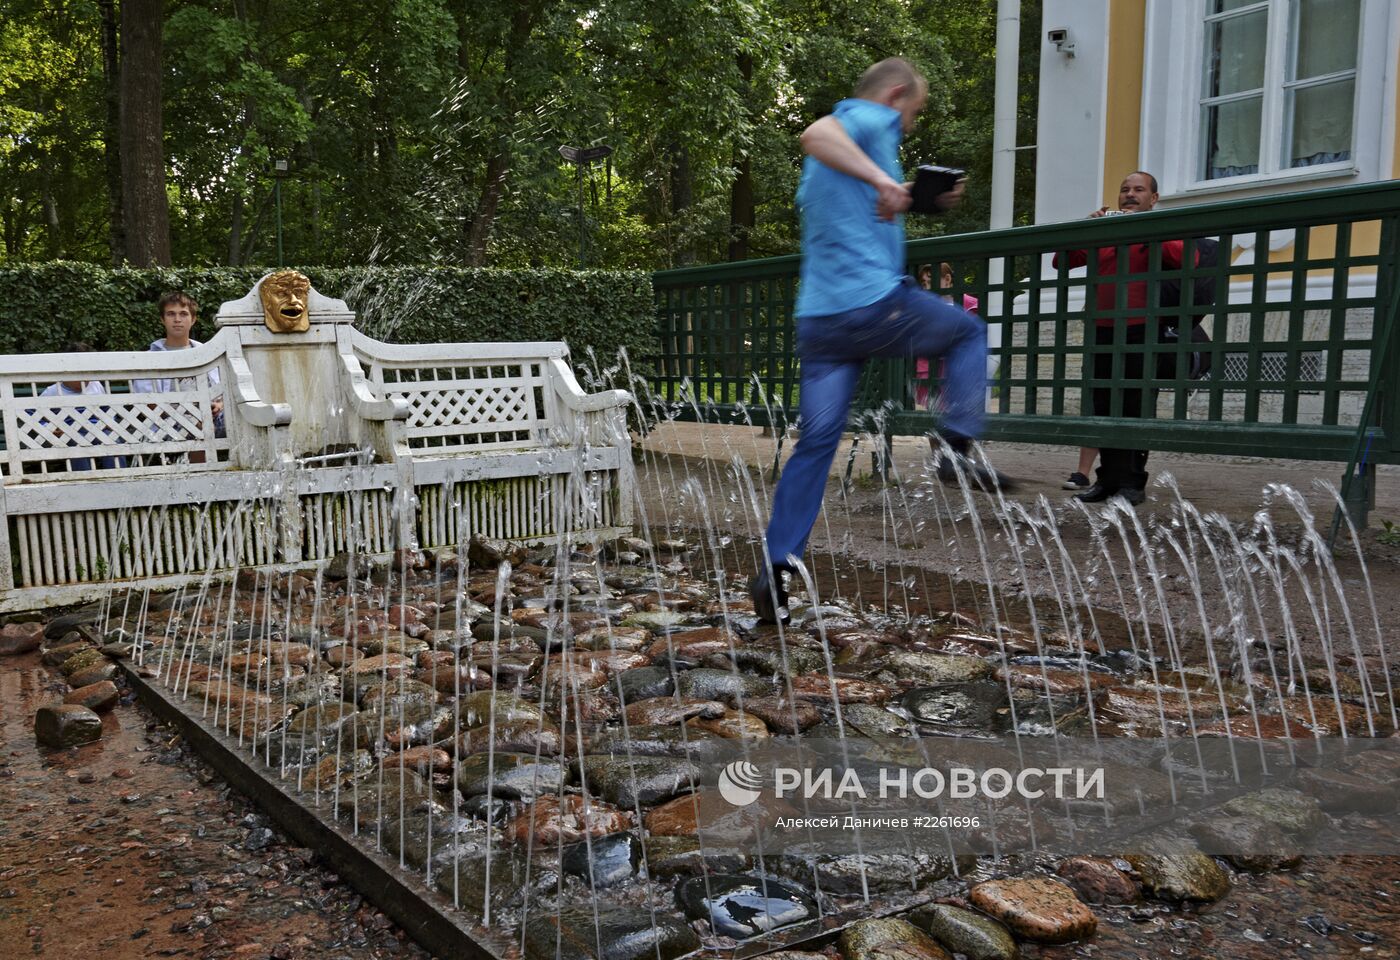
909, 165, 966, 215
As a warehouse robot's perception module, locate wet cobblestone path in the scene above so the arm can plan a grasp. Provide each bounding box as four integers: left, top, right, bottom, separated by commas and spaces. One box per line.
0, 651, 430, 960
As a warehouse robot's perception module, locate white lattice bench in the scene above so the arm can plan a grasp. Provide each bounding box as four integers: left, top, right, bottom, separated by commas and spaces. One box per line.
0, 274, 632, 611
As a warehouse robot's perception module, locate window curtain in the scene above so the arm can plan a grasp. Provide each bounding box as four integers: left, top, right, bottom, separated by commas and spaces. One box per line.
1205, 11, 1266, 178
1288, 0, 1359, 166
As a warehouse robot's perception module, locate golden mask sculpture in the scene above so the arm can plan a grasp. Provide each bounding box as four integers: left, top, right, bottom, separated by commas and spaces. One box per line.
259, 270, 312, 333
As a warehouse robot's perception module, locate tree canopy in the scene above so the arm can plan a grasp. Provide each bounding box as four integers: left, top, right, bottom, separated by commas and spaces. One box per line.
0, 0, 1040, 270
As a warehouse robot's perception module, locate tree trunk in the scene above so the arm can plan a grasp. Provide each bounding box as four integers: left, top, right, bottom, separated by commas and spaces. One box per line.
669, 143, 694, 266
99, 0, 123, 266
465, 151, 509, 266
727, 52, 755, 263
462, 4, 539, 266
727, 152, 753, 262
227, 190, 243, 265
119, 0, 171, 266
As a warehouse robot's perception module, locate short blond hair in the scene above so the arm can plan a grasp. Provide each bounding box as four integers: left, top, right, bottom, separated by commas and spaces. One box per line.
854, 58, 926, 99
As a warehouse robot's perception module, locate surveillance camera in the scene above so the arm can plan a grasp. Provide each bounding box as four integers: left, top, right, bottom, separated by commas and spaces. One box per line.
1048, 27, 1075, 57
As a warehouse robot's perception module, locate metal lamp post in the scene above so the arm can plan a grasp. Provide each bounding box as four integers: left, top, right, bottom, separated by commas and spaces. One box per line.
558, 144, 612, 267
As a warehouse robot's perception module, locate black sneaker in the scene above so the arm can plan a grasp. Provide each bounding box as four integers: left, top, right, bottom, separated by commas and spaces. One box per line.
750, 565, 790, 625
1062, 472, 1090, 490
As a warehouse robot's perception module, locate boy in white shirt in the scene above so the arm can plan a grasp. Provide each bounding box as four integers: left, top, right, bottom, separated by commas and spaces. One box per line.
131, 291, 225, 440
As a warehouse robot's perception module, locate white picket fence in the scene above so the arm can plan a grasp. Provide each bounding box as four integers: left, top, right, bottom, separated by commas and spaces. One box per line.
0, 276, 633, 612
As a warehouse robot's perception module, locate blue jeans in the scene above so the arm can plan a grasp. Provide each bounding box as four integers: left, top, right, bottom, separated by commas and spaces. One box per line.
764, 279, 987, 568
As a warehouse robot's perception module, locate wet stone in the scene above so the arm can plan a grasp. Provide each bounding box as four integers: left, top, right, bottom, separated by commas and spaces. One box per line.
622, 610, 692, 632
0, 621, 44, 655
912, 904, 1017, 960
382, 746, 453, 775
1188, 817, 1301, 873
1124, 848, 1232, 901
575, 626, 651, 652
356, 678, 439, 711
623, 696, 725, 726
457, 752, 569, 800
714, 644, 826, 677
996, 664, 1116, 696
968, 875, 1098, 944
278, 671, 344, 708
503, 794, 633, 845
839, 917, 952, 960
1055, 856, 1139, 904
580, 754, 705, 808
614, 666, 675, 703
355, 633, 430, 658
582, 725, 726, 761
457, 719, 562, 757
675, 874, 817, 939
674, 668, 772, 704
336, 772, 440, 827
902, 683, 1007, 732
879, 650, 992, 685
1222, 788, 1326, 835
787, 675, 895, 704
522, 905, 699, 960
286, 701, 358, 734
686, 709, 770, 740
742, 696, 823, 734
44, 608, 102, 639
560, 831, 642, 887
1296, 766, 1397, 814
59, 647, 106, 677
305, 748, 375, 791
834, 703, 917, 738
64, 680, 119, 713
640, 835, 752, 878
781, 851, 960, 896
461, 793, 512, 825
41, 640, 91, 667
459, 690, 549, 728
34, 703, 103, 748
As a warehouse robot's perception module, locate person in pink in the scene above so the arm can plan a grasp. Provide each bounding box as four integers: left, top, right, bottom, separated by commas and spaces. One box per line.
914, 262, 980, 411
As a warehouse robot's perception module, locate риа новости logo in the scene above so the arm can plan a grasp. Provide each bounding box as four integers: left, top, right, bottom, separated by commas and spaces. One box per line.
718, 760, 764, 806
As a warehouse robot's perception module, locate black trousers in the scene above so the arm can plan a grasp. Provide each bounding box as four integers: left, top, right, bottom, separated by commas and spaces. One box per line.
1091, 325, 1152, 491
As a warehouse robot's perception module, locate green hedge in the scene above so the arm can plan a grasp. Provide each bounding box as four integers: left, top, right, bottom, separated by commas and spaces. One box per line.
0, 264, 656, 377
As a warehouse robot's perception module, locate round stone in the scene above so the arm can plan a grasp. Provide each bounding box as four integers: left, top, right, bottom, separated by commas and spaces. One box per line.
675, 874, 816, 938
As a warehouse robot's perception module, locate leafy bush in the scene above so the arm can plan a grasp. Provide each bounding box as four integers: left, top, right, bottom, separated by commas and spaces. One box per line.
0, 264, 656, 370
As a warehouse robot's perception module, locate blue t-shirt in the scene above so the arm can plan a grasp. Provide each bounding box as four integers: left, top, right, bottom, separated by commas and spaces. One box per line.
793, 98, 906, 318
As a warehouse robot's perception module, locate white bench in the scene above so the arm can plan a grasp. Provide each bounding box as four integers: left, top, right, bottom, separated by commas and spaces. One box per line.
0, 275, 632, 611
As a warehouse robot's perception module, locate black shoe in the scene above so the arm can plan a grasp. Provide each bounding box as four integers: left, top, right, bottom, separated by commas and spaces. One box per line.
1119, 486, 1147, 506
1074, 482, 1118, 503
750, 565, 790, 625
1062, 472, 1090, 490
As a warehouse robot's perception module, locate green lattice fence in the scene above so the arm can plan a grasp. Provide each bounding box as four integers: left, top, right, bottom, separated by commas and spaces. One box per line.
651, 180, 1400, 523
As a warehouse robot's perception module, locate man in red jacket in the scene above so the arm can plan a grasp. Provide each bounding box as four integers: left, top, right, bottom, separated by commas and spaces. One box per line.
1054, 171, 1196, 505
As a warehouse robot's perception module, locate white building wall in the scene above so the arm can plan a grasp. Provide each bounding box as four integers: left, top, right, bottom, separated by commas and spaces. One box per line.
1033, 0, 1112, 225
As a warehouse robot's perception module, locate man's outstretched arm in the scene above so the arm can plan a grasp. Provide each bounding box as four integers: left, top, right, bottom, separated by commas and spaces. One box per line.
800, 115, 910, 221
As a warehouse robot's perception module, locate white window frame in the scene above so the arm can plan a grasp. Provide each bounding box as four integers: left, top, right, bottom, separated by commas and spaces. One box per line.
1141, 0, 1397, 201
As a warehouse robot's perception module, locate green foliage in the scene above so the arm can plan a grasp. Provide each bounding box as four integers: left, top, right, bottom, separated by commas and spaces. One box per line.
1378, 520, 1400, 546
0, 0, 1039, 269
0, 263, 656, 368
